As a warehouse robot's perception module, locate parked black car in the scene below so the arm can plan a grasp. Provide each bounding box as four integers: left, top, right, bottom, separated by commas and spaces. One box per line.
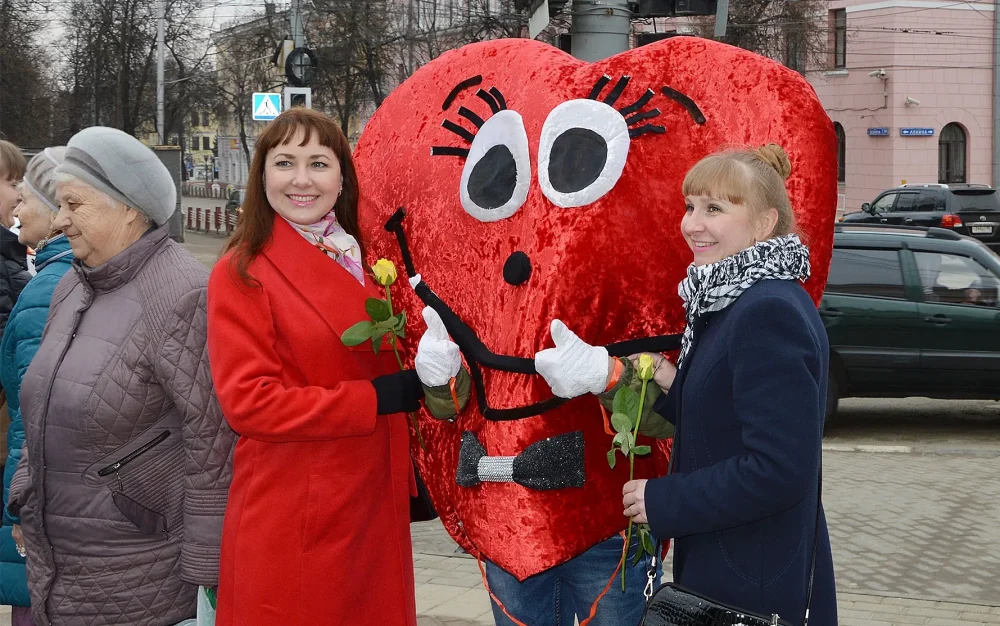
842, 183, 1000, 251
822, 224, 1000, 419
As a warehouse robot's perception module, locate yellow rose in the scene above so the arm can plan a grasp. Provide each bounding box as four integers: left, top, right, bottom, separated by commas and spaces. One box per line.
636, 354, 655, 382
372, 259, 397, 287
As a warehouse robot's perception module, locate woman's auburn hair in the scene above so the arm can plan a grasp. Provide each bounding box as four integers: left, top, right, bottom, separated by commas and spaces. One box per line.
224, 107, 363, 285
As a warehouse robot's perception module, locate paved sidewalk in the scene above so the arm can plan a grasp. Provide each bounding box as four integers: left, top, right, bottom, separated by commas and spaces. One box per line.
412, 526, 1000, 626
411, 545, 1000, 626
413, 446, 1000, 625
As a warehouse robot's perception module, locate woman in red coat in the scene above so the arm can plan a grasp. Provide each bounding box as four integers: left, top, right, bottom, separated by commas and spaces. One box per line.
207, 108, 424, 625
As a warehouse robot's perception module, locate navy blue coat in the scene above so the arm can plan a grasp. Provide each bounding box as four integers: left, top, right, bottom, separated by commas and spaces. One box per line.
646, 279, 837, 626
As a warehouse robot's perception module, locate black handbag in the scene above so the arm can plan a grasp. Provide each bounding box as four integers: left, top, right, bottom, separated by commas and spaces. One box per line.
637, 487, 820, 626
637, 371, 823, 626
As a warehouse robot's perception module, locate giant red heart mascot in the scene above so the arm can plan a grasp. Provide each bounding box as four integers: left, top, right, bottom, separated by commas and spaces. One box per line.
354, 36, 836, 581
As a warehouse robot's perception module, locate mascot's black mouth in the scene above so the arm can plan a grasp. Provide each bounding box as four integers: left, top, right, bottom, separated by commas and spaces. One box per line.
385, 208, 681, 421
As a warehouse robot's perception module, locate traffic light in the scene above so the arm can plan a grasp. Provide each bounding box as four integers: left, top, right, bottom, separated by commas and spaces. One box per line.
283, 87, 312, 110
634, 0, 717, 17
676, 0, 717, 15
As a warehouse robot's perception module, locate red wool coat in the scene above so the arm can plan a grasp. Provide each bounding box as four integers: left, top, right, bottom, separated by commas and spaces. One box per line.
206, 216, 417, 626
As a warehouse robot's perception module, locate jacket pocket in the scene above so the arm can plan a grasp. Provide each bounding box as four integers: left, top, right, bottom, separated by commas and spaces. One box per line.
97, 429, 171, 476
112, 490, 168, 534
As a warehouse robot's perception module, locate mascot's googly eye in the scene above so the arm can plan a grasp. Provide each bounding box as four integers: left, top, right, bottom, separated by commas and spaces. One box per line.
538, 75, 671, 209
537, 99, 630, 209
459, 110, 531, 222
431, 78, 531, 223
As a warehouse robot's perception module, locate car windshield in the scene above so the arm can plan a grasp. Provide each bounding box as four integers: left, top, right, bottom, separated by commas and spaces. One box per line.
952, 190, 1000, 212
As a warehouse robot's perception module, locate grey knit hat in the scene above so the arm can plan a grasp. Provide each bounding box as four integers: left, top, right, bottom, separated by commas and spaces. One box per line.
55, 127, 176, 226
23, 147, 67, 212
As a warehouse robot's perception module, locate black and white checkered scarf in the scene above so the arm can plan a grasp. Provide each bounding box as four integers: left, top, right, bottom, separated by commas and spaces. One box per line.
677, 234, 811, 368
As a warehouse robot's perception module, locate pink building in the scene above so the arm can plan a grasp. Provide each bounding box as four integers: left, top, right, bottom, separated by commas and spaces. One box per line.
808, 0, 995, 216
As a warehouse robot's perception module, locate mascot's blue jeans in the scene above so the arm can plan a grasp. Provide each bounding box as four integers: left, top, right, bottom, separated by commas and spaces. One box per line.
484, 534, 659, 626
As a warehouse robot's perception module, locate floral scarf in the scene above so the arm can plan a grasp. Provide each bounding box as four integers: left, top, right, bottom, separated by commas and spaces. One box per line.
676, 234, 811, 368
283, 210, 365, 284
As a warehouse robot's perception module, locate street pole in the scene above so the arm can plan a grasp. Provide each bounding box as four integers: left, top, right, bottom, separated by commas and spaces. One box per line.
156, 0, 165, 145
992, 0, 1000, 187
290, 0, 304, 48
570, 0, 631, 62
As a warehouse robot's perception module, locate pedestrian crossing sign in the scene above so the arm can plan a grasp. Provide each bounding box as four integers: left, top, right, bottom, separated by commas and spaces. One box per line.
252, 93, 282, 121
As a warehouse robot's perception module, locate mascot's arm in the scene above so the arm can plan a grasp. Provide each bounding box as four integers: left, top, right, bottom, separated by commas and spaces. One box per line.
421, 367, 472, 420
207, 265, 379, 442
598, 358, 674, 439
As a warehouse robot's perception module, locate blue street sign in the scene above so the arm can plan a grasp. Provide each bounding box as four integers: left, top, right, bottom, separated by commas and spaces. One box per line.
868, 128, 889, 136
252, 93, 282, 121
900, 127, 934, 137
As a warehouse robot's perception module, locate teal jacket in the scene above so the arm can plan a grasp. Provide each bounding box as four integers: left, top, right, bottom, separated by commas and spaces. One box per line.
0, 234, 73, 607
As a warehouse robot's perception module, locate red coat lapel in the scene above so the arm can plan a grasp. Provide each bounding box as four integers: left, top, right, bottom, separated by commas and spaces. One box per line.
264, 215, 385, 341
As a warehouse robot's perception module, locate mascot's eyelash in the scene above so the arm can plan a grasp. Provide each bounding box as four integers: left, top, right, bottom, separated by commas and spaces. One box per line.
588, 75, 664, 138
432, 76, 509, 158
588, 75, 706, 137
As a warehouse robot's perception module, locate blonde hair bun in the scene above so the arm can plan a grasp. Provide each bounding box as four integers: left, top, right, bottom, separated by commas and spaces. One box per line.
753, 144, 792, 181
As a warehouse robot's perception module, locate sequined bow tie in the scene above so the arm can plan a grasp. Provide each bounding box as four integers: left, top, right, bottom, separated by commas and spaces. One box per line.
456, 431, 586, 491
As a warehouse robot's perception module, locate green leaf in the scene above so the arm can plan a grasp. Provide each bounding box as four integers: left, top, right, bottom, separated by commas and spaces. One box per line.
365, 297, 391, 323
625, 432, 636, 449
632, 544, 645, 566
613, 386, 640, 422
607, 448, 617, 469
610, 412, 632, 435
370, 327, 390, 355
612, 432, 627, 447
395, 310, 408, 330
641, 526, 656, 556
341, 321, 374, 346
621, 438, 631, 457
632, 445, 652, 456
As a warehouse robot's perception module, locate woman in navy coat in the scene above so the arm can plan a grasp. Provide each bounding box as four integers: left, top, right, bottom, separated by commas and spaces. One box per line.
536, 145, 836, 626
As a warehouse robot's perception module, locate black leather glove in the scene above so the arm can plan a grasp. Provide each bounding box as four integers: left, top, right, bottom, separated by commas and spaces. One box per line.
372, 370, 423, 415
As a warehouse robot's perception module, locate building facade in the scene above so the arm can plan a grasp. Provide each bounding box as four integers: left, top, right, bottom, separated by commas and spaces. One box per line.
187, 109, 219, 181
807, 0, 994, 216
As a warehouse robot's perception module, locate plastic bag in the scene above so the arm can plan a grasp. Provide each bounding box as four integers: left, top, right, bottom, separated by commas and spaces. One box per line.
173, 586, 216, 626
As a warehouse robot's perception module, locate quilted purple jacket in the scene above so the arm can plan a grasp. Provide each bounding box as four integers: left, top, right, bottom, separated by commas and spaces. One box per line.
7, 226, 236, 626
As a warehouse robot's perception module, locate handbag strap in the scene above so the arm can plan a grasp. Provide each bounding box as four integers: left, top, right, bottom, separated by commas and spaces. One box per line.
645, 380, 824, 626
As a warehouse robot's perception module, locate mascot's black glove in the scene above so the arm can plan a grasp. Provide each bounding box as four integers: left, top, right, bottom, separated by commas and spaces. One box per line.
373, 370, 423, 415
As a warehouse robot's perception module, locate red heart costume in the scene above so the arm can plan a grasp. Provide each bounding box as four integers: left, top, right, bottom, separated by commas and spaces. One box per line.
354, 36, 836, 581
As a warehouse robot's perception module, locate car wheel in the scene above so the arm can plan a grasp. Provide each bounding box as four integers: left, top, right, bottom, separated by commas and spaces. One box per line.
825, 369, 839, 425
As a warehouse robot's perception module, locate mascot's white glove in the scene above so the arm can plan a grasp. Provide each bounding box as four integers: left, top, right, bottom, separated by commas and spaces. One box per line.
535, 320, 610, 399
414, 306, 462, 387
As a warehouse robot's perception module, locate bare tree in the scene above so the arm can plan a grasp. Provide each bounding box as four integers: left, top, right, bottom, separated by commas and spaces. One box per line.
55, 0, 211, 139
306, 0, 394, 135
0, 0, 55, 146
213, 15, 283, 164
690, 0, 828, 73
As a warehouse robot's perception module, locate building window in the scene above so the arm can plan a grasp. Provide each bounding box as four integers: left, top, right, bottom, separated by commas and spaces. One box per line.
202, 112, 210, 127
938, 123, 967, 183
202, 136, 211, 151
785, 35, 803, 73
191, 112, 199, 128
834, 122, 846, 183
833, 9, 846, 69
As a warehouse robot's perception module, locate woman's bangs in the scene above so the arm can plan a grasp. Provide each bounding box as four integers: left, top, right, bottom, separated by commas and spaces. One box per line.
682, 156, 751, 207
